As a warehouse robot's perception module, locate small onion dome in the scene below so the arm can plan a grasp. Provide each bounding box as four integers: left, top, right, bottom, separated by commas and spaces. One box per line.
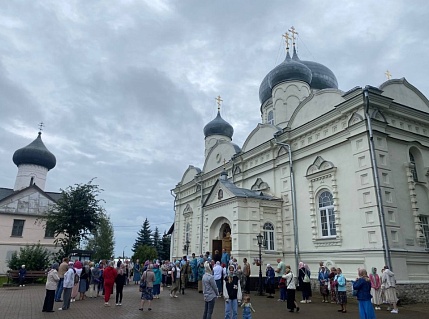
203, 111, 234, 139
268, 49, 312, 89
13, 132, 56, 170
300, 60, 338, 90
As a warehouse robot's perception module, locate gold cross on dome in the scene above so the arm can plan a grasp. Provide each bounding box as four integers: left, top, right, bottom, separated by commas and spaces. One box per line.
282, 32, 290, 50
215, 95, 223, 112
288, 26, 298, 44
38, 122, 44, 132
385, 70, 392, 80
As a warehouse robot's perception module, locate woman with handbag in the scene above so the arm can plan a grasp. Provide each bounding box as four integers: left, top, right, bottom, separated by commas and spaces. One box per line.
298, 262, 312, 303
283, 267, 299, 312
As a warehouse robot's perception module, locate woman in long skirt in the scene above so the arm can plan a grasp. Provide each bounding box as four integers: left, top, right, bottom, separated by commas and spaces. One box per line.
369, 267, 382, 310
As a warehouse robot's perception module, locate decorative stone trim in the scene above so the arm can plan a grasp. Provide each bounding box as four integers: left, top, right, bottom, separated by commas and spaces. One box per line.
306, 156, 341, 243
404, 163, 426, 246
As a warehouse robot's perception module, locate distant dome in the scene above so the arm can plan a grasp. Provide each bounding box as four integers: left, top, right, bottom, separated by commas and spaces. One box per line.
203, 111, 234, 139
13, 132, 56, 170
267, 50, 312, 90
300, 60, 338, 90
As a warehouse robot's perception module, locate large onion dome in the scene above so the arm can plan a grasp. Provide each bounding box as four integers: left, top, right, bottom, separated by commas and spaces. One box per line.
259, 71, 272, 105
13, 132, 56, 170
203, 111, 234, 139
300, 60, 338, 90
265, 49, 312, 98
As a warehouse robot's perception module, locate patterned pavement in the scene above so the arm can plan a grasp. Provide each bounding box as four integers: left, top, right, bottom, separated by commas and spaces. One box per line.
1, 283, 427, 319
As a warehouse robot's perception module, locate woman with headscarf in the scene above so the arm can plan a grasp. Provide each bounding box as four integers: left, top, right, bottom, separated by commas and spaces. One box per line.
202, 261, 219, 319
334, 267, 347, 313
89, 263, 101, 298
265, 264, 276, 298
78, 261, 90, 301
369, 267, 382, 310
139, 263, 155, 311
352, 268, 376, 319
318, 265, 330, 303
197, 260, 205, 293
283, 267, 299, 312
42, 263, 60, 312
71, 260, 81, 302
170, 261, 181, 298
298, 262, 312, 303
103, 261, 117, 306
223, 264, 242, 319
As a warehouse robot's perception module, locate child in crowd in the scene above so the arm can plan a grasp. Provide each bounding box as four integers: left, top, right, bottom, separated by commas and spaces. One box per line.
240, 295, 256, 319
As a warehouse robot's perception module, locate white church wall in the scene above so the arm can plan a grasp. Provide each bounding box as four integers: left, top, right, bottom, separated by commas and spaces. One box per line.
241, 124, 278, 153
14, 164, 48, 191
381, 80, 429, 113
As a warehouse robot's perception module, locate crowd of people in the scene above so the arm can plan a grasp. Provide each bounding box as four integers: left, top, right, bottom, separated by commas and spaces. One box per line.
39, 252, 400, 318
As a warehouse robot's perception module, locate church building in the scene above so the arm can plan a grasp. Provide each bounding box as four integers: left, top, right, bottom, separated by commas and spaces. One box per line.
171, 30, 429, 302
0, 130, 60, 273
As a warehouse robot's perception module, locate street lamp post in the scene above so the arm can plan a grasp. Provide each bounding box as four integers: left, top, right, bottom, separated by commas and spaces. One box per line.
256, 233, 264, 296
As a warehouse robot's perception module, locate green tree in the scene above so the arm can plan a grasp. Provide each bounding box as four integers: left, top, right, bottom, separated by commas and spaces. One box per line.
7, 243, 52, 270
41, 180, 105, 257
85, 213, 115, 262
133, 244, 157, 263
160, 231, 171, 260
153, 227, 162, 254
132, 218, 152, 252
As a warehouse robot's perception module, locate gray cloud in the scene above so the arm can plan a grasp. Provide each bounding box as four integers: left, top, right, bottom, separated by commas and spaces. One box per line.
1, 0, 428, 257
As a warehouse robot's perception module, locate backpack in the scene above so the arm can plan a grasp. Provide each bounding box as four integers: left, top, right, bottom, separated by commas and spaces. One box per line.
73, 270, 79, 284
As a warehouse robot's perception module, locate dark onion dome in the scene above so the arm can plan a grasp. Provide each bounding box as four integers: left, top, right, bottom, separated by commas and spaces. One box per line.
13, 132, 56, 170
268, 49, 312, 89
300, 60, 338, 90
259, 71, 272, 105
203, 111, 234, 139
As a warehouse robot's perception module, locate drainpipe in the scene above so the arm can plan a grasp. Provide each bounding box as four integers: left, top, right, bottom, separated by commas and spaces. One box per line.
274, 132, 299, 272
170, 190, 177, 260
196, 175, 204, 255
363, 86, 392, 269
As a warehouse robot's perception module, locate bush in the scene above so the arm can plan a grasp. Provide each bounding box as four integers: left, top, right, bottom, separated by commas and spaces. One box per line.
7, 243, 53, 271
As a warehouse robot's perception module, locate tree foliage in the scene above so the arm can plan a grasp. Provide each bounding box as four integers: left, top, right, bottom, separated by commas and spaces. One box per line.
41, 180, 105, 257
132, 218, 152, 252
7, 243, 52, 271
133, 244, 157, 263
160, 231, 171, 261
153, 227, 162, 255
85, 213, 115, 262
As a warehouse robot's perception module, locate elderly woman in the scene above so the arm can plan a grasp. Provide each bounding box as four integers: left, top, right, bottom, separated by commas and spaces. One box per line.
298, 262, 312, 303
265, 264, 276, 298
353, 268, 376, 319
103, 261, 117, 306
283, 267, 299, 313
42, 263, 60, 312
139, 264, 155, 311
318, 265, 330, 302
369, 267, 382, 310
202, 261, 219, 319
335, 267, 347, 313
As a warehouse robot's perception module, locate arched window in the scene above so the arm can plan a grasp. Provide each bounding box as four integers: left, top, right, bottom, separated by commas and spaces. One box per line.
263, 222, 275, 251
318, 191, 336, 237
218, 189, 223, 200
267, 110, 274, 125
409, 151, 418, 181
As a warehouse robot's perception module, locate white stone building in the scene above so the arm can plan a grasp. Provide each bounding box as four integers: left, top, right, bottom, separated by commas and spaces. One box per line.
171, 39, 429, 301
0, 132, 60, 274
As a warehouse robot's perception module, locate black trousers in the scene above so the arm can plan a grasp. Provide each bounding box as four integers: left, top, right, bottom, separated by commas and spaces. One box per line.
116, 284, 124, 303
42, 289, 55, 312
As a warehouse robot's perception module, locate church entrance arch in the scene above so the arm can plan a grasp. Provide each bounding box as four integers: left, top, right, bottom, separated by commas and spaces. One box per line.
210, 217, 232, 257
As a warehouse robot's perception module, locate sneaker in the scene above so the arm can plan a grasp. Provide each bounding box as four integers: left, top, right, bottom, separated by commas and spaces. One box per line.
104, 302, 110, 307
58, 308, 63, 311
19, 285, 22, 287
170, 293, 173, 298
391, 309, 398, 314
119, 303, 122, 306
300, 300, 307, 303
174, 295, 178, 298
22, 285, 25, 287
387, 307, 392, 311
308, 300, 312, 303
115, 303, 119, 306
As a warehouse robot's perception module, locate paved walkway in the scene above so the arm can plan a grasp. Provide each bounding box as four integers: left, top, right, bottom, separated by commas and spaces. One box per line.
1, 283, 427, 319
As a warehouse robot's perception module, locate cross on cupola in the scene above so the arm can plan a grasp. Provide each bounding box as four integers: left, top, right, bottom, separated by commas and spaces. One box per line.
38, 122, 44, 135
215, 95, 223, 112
288, 26, 298, 46
282, 32, 291, 50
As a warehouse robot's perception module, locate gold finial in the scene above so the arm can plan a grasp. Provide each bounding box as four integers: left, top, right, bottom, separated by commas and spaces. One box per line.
282, 32, 290, 50
288, 26, 298, 45
38, 122, 44, 133
385, 70, 392, 80
215, 95, 223, 112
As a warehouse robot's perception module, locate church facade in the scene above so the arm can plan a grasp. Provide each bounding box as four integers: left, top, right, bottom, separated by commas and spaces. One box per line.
0, 132, 60, 274
171, 35, 429, 301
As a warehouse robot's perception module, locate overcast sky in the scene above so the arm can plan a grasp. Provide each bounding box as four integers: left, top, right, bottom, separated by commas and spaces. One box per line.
1, 0, 428, 258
